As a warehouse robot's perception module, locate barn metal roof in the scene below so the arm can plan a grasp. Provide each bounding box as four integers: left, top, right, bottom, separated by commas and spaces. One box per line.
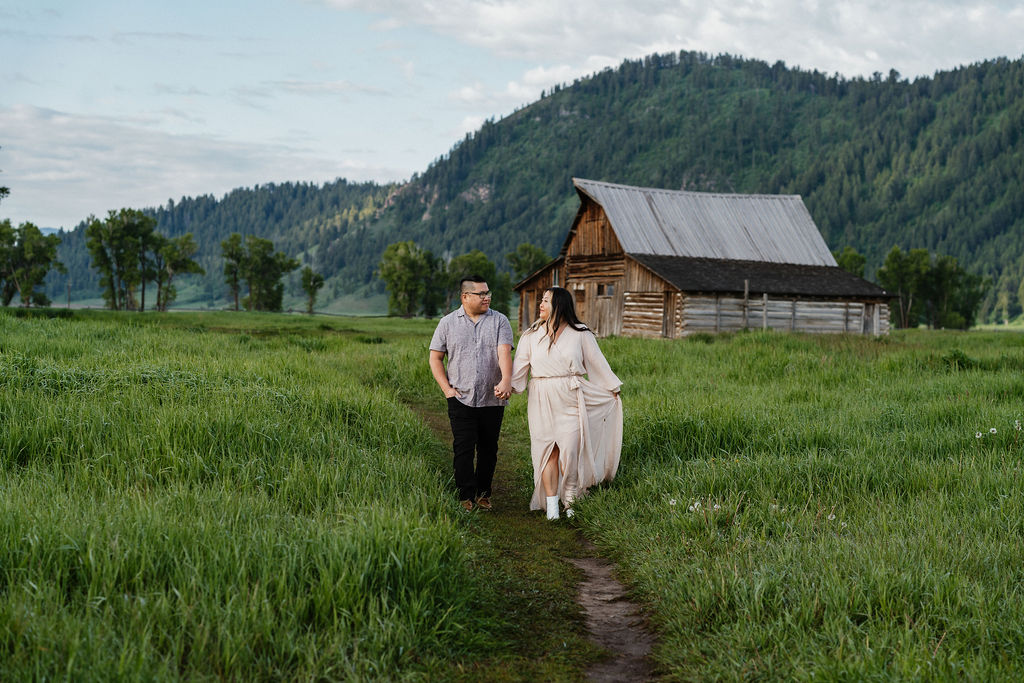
572, 178, 837, 267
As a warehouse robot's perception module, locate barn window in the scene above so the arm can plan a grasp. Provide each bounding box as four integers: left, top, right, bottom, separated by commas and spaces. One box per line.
597, 283, 615, 297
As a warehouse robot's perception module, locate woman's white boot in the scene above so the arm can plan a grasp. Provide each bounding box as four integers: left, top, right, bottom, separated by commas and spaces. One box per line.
546, 496, 560, 520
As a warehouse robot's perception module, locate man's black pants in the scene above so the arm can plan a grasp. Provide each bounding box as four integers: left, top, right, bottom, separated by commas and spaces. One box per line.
447, 398, 504, 502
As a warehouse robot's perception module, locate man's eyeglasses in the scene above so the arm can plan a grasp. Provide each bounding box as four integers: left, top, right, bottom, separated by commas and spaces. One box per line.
464, 290, 491, 299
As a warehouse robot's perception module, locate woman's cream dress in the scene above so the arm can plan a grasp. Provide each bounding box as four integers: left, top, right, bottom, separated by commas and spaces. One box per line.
511, 326, 623, 510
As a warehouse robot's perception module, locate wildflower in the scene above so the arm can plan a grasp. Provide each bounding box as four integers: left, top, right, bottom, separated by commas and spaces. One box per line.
841, 522, 848, 529
827, 513, 836, 521
669, 499, 677, 506
1015, 420, 1021, 431
713, 503, 721, 511
990, 427, 998, 434
976, 432, 983, 439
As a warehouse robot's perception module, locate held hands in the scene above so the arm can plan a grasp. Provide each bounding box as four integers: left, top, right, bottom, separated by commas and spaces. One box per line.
494, 379, 512, 400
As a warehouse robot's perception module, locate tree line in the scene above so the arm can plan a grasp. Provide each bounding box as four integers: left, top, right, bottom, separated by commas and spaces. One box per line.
1, 184, 65, 307
834, 246, 988, 329
377, 241, 549, 317
82, 208, 325, 313
85, 209, 204, 311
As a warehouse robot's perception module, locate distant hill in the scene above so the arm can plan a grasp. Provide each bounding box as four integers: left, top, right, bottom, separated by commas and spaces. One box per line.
46, 51, 1024, 320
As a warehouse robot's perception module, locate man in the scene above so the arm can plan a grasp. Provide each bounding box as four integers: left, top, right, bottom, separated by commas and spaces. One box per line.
429, 274, 513, 511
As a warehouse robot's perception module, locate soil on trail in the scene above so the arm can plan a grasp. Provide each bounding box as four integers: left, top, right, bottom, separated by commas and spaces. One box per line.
410, 400, 657, 681
571, 541, 655, 682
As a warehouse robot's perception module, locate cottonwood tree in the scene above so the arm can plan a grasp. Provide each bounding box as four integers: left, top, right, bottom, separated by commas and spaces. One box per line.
876, 247, 930, 328
153, 233, 204, 312
377, 241, 435, 317
85, 209, 163, 310
220, 233, 298, 312
506, 242, 550, 282
85, 208, 204, 311
446, 250, 511, 315
878, 246, 989, 329
221, 233, 245, 311
300, 266, 324, 314
919, 254, 988, 329
832, 246, 866, 278
242, 236, 299, 312
0, 219, 65, 306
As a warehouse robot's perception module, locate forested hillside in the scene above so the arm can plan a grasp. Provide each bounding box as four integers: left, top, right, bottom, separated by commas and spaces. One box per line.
46, 51, 1024, 319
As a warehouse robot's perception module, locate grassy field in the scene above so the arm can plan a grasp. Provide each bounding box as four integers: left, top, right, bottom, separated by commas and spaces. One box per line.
3, 309, 1024, 680
0, 310, 593, 681
579, 329, 1024, 680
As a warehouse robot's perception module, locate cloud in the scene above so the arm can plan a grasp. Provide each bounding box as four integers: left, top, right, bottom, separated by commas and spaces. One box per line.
454, 115, 487, 139
112, 31, 213, 46
269, 79, 391, 97
153, 84, 209, 97
229, 79, 391, 109
329, 0, 1024, 78
0, 105, 407, 229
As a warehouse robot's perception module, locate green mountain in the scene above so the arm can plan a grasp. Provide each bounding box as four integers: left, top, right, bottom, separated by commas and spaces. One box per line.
46, 51, 1024, 320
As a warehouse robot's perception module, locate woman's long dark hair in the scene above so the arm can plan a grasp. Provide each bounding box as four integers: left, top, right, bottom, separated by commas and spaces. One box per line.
532, 286, 590, 347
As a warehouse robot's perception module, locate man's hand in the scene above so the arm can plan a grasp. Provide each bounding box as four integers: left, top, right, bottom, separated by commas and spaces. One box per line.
494, 379, 512, 400
445, 386, 463, 399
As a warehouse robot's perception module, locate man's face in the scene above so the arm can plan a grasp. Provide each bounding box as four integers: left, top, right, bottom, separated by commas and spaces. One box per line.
461, 282, 492, 315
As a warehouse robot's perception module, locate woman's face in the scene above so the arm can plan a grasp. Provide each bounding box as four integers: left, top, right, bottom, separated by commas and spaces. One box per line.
538, 291, 552, 321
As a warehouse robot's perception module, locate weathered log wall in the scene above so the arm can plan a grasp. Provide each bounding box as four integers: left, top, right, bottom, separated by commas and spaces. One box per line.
675, 294, 890, 336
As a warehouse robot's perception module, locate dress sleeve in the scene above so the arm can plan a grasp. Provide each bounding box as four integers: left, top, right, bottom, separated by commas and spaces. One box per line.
510, 331, 532, 393
581, 331, 622, 393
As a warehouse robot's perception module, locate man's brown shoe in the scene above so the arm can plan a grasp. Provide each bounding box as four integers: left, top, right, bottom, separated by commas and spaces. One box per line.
460, 499, 475, 512
475, 496, 492, 511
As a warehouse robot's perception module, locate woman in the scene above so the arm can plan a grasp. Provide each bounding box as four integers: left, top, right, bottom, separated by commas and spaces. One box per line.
511, 287, 622, 520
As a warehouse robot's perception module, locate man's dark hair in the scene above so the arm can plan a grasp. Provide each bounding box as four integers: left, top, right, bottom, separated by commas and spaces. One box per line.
460, 274, 488, 292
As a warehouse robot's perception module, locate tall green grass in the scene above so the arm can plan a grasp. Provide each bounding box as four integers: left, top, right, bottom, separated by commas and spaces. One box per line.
575, 329, 1024, 680
8, 309, 1024, 680
0, 311, 484, 680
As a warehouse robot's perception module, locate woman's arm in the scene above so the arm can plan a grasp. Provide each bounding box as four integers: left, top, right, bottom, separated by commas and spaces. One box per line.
581, 332, 622, 393
510, 332, 532, 393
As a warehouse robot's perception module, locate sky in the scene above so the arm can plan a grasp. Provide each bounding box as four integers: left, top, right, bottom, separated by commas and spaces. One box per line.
2, 1, 1023, 230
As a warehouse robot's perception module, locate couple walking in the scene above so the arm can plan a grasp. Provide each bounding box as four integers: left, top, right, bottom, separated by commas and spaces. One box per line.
429, 275, 622, 520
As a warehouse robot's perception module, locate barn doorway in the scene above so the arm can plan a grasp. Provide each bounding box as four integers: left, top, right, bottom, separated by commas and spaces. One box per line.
662, 293, 676, 338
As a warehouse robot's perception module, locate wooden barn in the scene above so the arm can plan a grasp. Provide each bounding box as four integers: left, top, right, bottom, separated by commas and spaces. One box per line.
515, 178, 891, 338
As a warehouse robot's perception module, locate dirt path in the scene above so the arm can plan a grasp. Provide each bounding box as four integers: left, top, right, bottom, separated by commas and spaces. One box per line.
571, 540, 655, 681
410, 400, 657, 681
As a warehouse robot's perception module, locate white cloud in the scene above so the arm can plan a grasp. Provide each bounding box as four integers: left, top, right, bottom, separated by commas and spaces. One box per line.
269, 79, 391, 97
451, 83, 488, 105
454, 115, 487, 139
393, 57, 416, 82
0, 105, 407, 229
330, 0, 1024, 78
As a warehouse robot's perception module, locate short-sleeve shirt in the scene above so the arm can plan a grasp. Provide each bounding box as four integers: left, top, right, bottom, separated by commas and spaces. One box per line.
430, 306, 514, 408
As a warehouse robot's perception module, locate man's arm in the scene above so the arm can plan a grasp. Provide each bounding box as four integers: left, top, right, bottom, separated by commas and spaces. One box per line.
429, 349, 461, 398
494, 343, 513, 399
